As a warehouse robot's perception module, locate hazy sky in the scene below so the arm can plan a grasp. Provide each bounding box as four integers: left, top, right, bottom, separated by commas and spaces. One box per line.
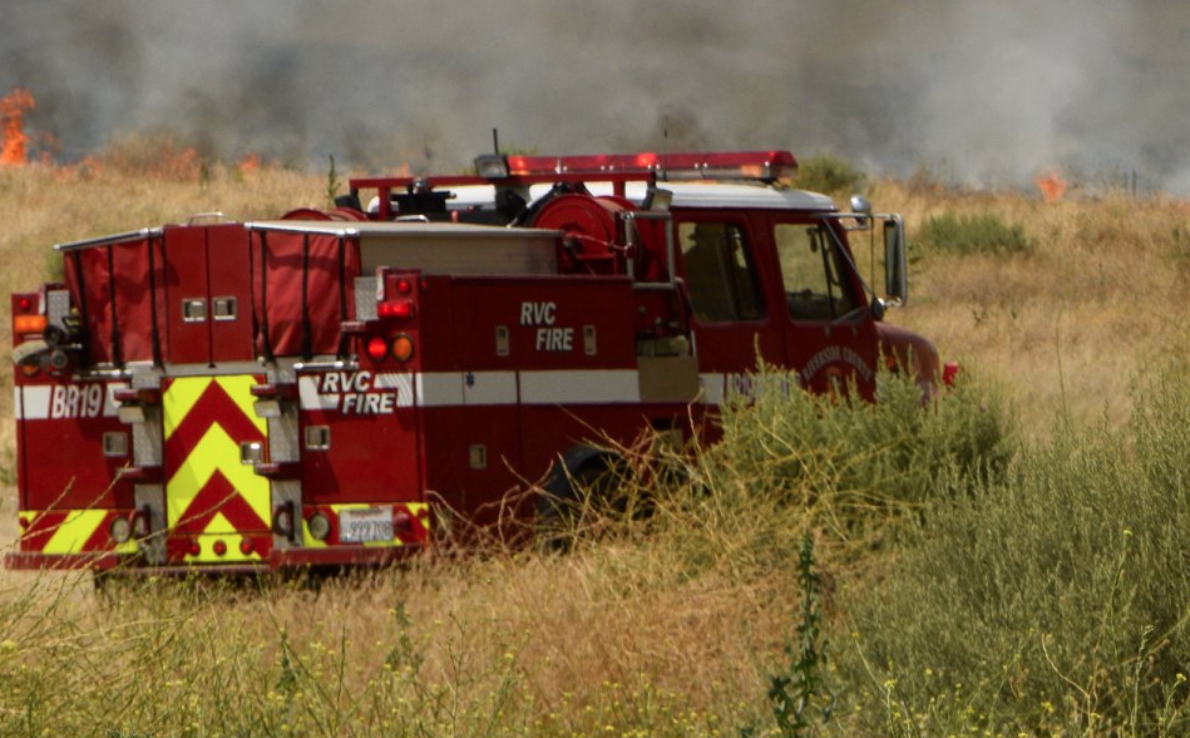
4, 1, 1189, 191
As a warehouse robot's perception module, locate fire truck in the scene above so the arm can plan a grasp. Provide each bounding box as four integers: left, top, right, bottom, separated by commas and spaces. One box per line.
7, 150, 939, 573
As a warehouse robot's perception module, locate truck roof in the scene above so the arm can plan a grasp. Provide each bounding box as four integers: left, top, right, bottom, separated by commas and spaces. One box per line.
640, 182, 837, 211
245, 219, 563, 239
367, 181, 838, 216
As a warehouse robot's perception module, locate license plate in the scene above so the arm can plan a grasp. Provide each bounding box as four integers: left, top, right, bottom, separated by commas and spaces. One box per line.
339, 507, 393, 543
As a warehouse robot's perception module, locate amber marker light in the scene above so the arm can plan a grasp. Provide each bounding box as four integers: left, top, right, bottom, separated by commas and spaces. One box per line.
391, 334, 415, 363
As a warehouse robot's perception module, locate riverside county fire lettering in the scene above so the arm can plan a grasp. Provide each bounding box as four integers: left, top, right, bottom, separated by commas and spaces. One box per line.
520, 300, 573, 352
319, 371, 399, 414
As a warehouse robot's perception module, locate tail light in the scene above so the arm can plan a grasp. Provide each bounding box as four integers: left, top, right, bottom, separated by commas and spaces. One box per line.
307, 512, 331, 542
109, 516, 132, 544
240, 539, 254, 555
273, 503, 295, 538
393, 510, 413, 535
391, 334, 415, 363
377, 299, 415, 319
13, 314, 47, 336
212, 540, 227, 557
365, 333, 417, 363
12, 294, 47, 345
365, 336, 389, 361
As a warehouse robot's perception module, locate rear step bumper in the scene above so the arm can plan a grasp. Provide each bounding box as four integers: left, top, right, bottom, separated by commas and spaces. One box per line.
4, 544, 425, 574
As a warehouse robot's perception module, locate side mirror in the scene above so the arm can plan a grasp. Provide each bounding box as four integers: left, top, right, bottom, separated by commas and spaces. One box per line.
849, 194, 872, 230
884, 217, 908, 305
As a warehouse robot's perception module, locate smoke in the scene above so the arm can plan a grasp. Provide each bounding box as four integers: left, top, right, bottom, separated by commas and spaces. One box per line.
4, 0, 1190, 192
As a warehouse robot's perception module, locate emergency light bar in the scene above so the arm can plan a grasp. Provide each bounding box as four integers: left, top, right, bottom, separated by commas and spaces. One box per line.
352, 150, 799, 219
503, 150, 798, 183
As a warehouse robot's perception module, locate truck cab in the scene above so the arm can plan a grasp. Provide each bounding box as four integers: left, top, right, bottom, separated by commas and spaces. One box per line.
351, 151, 933, 402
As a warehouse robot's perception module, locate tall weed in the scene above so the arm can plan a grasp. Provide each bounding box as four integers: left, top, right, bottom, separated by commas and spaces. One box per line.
671, 367, 1015, 562
917, 210, 1032, 255
841, 369, 1190, 734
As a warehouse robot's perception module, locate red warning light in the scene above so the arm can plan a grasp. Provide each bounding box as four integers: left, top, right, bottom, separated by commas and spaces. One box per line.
366, 336, 389, 361
378, 299, 415, 319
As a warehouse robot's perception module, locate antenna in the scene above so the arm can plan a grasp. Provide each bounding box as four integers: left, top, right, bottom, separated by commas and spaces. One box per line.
492, 128, 500, 155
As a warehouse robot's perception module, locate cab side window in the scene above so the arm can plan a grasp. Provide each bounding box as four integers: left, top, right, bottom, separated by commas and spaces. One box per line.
679, 221, 765, 322
776, 223, 857, 321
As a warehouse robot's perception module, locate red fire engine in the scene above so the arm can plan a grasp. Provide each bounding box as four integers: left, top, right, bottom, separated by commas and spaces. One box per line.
7, 150, 939, 573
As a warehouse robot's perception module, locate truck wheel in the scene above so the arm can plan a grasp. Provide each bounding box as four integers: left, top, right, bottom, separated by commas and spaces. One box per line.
536, 450, 631, 551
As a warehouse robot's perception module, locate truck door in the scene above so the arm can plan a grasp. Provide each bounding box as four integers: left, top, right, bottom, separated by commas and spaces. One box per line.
772, 217, 879, 398
162, 374, 272, 565
162, 223, 253, 367
674, 214, 784, 399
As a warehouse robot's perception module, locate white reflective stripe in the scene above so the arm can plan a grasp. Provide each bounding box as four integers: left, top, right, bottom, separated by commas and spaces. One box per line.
373, 373, 415, 408
416, 372, 463, 408
103, 382, 127, 417
698, 373, 726, 406
418, 370, 637, 407
160, 361, 262, 377
519, 370, 640, 405
16, 383, 126, 420
18, 386, 51, 420
297, 369, 704, 411
298, 376, 338, 410
462, 371, 517, 406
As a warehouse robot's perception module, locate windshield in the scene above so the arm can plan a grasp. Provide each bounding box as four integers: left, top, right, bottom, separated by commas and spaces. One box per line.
775, 222, 859, 321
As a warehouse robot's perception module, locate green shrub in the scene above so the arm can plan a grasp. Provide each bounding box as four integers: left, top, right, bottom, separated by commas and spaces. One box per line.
841, 370, 1190, 734
917, 211, 1032, 255
655, 367, 1016, 574
795, 154, 867, 196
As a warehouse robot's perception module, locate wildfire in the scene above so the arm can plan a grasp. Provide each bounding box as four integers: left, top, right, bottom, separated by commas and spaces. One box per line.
1035, 171, 1067, 203
1, 87, 35, 166
237, 152, 262, 178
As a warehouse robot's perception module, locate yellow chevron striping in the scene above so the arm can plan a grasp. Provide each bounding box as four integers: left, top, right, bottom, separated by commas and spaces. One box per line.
215, 375, 268, 435
34, 509, 137, 556
166, 422, 270, 528
163, 377, 213, 442
163, 376, 266, 441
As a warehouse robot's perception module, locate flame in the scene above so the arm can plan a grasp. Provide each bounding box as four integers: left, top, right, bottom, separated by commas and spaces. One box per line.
147, 139, 200, 181
237, 152, 261, 178
1, 87, 36, 166
1035, 171, 1067, 203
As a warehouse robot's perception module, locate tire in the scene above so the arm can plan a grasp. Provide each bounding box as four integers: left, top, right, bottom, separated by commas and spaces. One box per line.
536, 450, 627, 551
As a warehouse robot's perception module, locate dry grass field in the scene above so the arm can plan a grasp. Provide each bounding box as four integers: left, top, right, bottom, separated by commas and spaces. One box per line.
2, 155, 1189, 735
874, 178, 1190, 433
